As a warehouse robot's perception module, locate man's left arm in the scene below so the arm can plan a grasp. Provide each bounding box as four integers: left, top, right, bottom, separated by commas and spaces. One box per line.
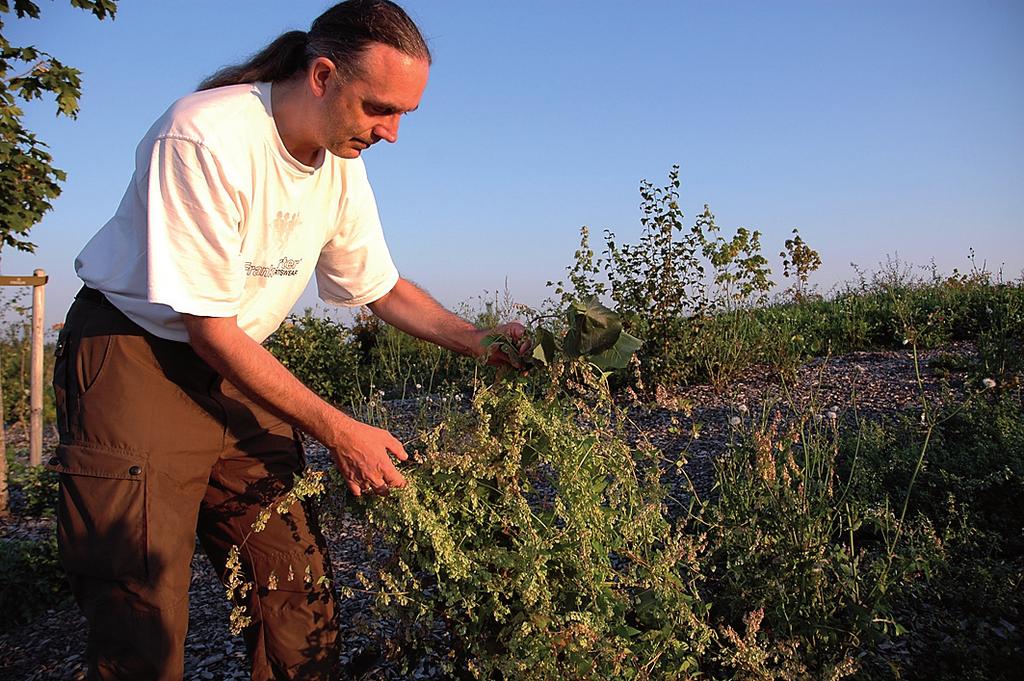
367, 277, 527, 366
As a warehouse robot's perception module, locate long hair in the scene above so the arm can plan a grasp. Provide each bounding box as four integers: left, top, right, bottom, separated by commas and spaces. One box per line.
197, 0, 431, 91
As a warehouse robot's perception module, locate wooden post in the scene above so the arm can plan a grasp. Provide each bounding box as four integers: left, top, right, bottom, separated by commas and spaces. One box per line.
30, 269, 46, 466
0, 271, 49, 480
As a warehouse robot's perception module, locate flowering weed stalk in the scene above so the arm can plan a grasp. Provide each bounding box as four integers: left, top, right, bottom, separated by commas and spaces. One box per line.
222, 470, 328, 636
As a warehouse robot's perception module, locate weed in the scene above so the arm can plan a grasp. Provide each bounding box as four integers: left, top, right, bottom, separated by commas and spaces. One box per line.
264, 308, 362, 406
0, 533, 68, 631
7, 459, 58, 517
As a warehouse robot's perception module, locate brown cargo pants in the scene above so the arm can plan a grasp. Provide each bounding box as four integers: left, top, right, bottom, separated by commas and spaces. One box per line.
50, 288, 339, 680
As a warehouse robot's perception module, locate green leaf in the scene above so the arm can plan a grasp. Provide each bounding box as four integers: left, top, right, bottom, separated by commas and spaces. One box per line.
613, 624, 643, 639
531, 327, 557, 366
69, 0, 117, 20
564, 296, 623, 358
590, 331, 642, 371
9, 1, 42, 20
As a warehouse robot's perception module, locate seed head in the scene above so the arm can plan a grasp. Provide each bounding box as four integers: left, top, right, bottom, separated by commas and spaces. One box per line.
982, 378, 996, 389
729, 416, 741, 426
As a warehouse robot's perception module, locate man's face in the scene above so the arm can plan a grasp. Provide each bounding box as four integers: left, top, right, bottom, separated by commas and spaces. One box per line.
319, 44, 429, 159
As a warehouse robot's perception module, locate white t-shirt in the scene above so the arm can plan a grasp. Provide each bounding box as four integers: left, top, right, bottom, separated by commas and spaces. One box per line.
76, 82, 399, 343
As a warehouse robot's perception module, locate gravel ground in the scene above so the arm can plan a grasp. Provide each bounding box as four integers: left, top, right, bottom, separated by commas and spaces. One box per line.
0, 343, 978, 680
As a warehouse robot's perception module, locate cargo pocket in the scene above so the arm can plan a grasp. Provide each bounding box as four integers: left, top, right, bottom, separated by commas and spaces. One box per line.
49, 442, 149, 581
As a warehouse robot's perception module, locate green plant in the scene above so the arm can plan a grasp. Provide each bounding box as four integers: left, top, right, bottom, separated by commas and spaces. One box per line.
548, 225, 607, 307
224, 205, 1024, 678
365, 321, 476, 398
685, 308, 764, 389
780, 227, 822, 303
694, 204, 774, 309
222, 470, 330, 635
601, 167, 708, 390
327, 301, 714, 679
1, 288, 56, 426
0, 533, 68, 631
363, 379, 712, 679
350, 301, 487, 398
549, 167, 708, 390
7, 459, 57, 516
976, 282, 1024, 386
487, 296, 642, 375
692, 404, 902, 677
264, 308, 362, 406
549, 166, 806, 392
844, 385, 1024, 679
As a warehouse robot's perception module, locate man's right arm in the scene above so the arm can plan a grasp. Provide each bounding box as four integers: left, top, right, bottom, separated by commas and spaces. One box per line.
181, 313, 407, 496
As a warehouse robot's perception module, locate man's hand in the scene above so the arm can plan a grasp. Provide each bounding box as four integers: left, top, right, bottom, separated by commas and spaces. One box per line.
327, 419, 408, 497
182, 314, 410, 497
478, 321, 531, 369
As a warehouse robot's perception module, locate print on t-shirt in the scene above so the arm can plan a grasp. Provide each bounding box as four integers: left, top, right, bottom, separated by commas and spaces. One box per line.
244, 256, 302, 278
246, 210, 303, 287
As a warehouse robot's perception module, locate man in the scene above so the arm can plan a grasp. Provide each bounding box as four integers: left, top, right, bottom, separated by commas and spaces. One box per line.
51, 1, 525, 679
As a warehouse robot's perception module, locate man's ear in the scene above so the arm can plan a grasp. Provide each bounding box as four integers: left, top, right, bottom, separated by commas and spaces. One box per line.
308, 57, 336, 98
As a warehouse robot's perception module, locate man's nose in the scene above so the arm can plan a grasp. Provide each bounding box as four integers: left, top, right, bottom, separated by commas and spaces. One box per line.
372, 115, 400, 144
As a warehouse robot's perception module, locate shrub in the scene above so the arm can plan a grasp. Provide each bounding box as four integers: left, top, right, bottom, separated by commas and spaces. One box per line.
847, 390, 1024, 558
7, 460, 58, 517
363, 380, 713, 680
693, 410, 905, 678
780, 228, 822, 303
548, 168, 1022, 393
264, 308, 362, 406
550, 166, 808, 391
353, 304, 712, 679
1, 288, 57, 425
845, 390, 1024, 679
0, 533, 68, 631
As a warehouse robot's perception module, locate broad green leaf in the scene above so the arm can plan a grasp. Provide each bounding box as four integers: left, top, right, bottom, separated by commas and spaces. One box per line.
70, 0, 118, 20
613, 624, 643, 639
531, 327, 557, 366
590, 331, 642, 371
564, 296, 622, 358
9, 1, 42, 20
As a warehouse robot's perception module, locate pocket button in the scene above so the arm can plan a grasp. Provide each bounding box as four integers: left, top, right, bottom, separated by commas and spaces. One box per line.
128, 465, 142, 476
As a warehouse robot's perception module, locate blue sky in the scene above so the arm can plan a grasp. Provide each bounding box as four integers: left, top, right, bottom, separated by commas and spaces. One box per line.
4, 0, 1023, 327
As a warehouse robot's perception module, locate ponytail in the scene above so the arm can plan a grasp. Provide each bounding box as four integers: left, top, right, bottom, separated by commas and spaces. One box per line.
197, 31, 308, 91
196, 0, 430, 92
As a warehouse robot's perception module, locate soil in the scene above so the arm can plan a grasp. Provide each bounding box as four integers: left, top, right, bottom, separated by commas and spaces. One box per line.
0, 343, 981, 680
